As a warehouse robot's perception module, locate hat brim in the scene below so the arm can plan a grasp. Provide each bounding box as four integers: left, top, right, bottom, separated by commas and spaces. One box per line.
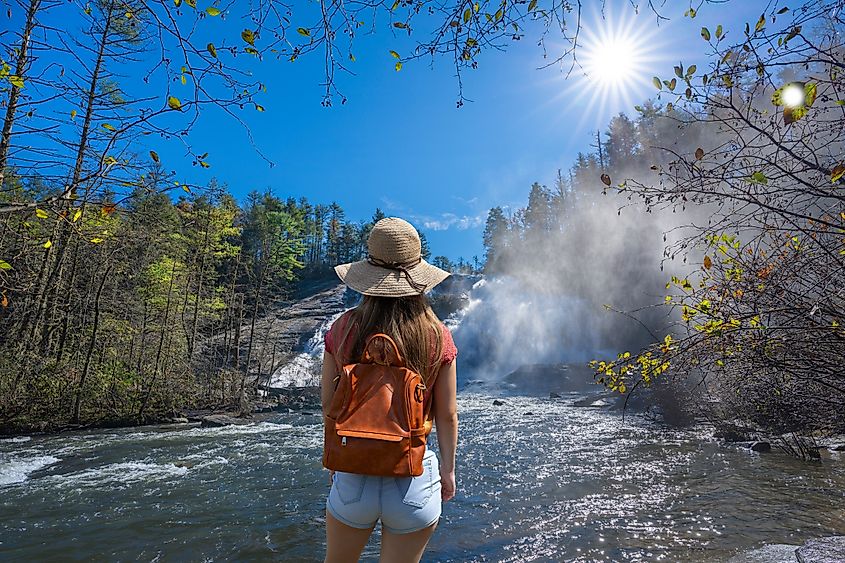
334, 259, 450, 297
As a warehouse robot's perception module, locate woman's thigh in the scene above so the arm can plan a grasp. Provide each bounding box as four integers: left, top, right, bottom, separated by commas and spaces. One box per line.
325, 511, 375, 563
379, 521, 438, 563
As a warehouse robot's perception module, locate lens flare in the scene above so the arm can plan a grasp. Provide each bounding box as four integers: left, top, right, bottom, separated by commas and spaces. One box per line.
781, 83, 806, 107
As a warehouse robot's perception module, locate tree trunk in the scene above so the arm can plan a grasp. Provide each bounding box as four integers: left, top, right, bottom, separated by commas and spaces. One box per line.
72, 261, 113, 423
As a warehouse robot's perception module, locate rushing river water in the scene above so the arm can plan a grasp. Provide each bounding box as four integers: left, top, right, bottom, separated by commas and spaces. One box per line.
2, 390, 844, 562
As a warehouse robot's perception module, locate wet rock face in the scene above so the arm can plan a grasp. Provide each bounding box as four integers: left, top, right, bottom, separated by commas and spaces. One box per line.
796, 536, 845, 563
200, 415, 250, 428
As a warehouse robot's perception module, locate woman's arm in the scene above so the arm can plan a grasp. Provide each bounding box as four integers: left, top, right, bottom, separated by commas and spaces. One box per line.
433, 359, 458, 501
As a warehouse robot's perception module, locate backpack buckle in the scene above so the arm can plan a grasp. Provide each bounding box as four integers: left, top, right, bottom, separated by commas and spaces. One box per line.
414, 383, 426, 402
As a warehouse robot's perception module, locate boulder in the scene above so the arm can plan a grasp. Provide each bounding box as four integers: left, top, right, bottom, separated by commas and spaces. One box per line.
492, 400, 505, 406
750, 441, 771, 452
796, 536, 845, 563
549, 392, 562, 399
200, 414, 250, 428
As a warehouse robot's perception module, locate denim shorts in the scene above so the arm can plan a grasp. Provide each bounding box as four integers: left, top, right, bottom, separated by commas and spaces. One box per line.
326, 448, 442, 534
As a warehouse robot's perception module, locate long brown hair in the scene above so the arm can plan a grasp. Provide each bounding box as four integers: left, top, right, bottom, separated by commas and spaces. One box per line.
335, 294, 444, 383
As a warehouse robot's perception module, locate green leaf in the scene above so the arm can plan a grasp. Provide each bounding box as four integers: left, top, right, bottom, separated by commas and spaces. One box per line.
749, 171, 768, 184
674, 65, 683, 78
686, 64, 697, 78
528, 0, 537, 11
777, 6, 789, 14
390, 0, 400, 9
207, 43, 217, 58
149, 150, 160, 163
701, 27, 710, 41
652, 76, 662, 90
804, 82, 817, 107
755, 13, 765, 32
167, 96, 182, 111
297, 27, 310, 37
463, 8, 471, 23
206, 6, 220, 16
785, 25, 801, 42
715, 24, 723, 39
389, 50, 400, 59
9, 75, 24, 88
241, 29, 255, 45
0, 259, 11, 270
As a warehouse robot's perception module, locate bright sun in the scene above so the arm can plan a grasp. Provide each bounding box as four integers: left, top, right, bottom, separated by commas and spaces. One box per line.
548, 4, 667, 129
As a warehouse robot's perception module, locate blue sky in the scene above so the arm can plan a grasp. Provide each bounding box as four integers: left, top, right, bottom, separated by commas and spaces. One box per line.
24, 0, 768, 261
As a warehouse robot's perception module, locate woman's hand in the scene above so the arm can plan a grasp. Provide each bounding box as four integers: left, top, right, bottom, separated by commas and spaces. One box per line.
440, 468, 456, 502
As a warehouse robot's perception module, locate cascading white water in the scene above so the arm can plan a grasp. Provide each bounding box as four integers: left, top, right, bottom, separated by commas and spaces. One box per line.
267, 273, 626, 388
447, 276, 613, 383
267, 309, 348, 388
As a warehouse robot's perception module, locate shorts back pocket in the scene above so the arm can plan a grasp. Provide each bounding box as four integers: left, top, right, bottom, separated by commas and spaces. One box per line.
334, 472, 367, 505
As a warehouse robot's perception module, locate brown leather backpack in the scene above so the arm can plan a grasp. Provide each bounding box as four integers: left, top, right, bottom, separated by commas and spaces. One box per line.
323, 333, 436, 477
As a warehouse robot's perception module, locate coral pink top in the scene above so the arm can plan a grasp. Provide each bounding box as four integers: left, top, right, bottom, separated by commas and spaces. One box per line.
324, 310, 458, 368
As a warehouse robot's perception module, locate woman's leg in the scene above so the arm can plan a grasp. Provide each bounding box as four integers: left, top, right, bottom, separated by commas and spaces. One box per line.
378, 521, 438, 563
325, 511, 375, 563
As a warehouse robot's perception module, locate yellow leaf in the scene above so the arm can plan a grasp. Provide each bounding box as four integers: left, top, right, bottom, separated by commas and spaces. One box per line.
0, 260, 11, 271
73, 209, 82, 222
43, 240, 52, 249
296, 27, 310, 37
703, 255, 712, 269
102, 123, 116, 131
206, 6, 220, 16
90, 238, 105, 243
241, 29, 255, 45
70, 109, 77, 119
168, 96, 182, 111
832, 164, 845, 183
150, 150, 160, 163
389, 50, 400, 59
395, 61, 402, 72
255, 104, 264, 112
182, 185, 191, 193
186, 0, 196, 7
207, 43, 217, 58
35, 208, 48, 219
755, 13, 765, 32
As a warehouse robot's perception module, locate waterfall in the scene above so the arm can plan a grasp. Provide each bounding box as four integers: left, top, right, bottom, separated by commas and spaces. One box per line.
267, 309, 348, 388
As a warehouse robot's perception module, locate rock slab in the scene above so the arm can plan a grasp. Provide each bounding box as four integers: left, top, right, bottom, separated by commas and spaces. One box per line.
796, 536, 845, 563
200, 414, 251, 428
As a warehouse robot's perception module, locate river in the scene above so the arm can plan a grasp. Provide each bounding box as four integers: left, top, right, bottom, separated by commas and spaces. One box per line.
2, 388, 844, 562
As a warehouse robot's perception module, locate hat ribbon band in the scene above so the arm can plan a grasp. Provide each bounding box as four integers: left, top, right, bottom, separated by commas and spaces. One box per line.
367, 255, 428, 293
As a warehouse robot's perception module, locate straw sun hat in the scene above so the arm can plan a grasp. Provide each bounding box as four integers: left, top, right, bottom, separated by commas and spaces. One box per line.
334, 217, 450, 297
